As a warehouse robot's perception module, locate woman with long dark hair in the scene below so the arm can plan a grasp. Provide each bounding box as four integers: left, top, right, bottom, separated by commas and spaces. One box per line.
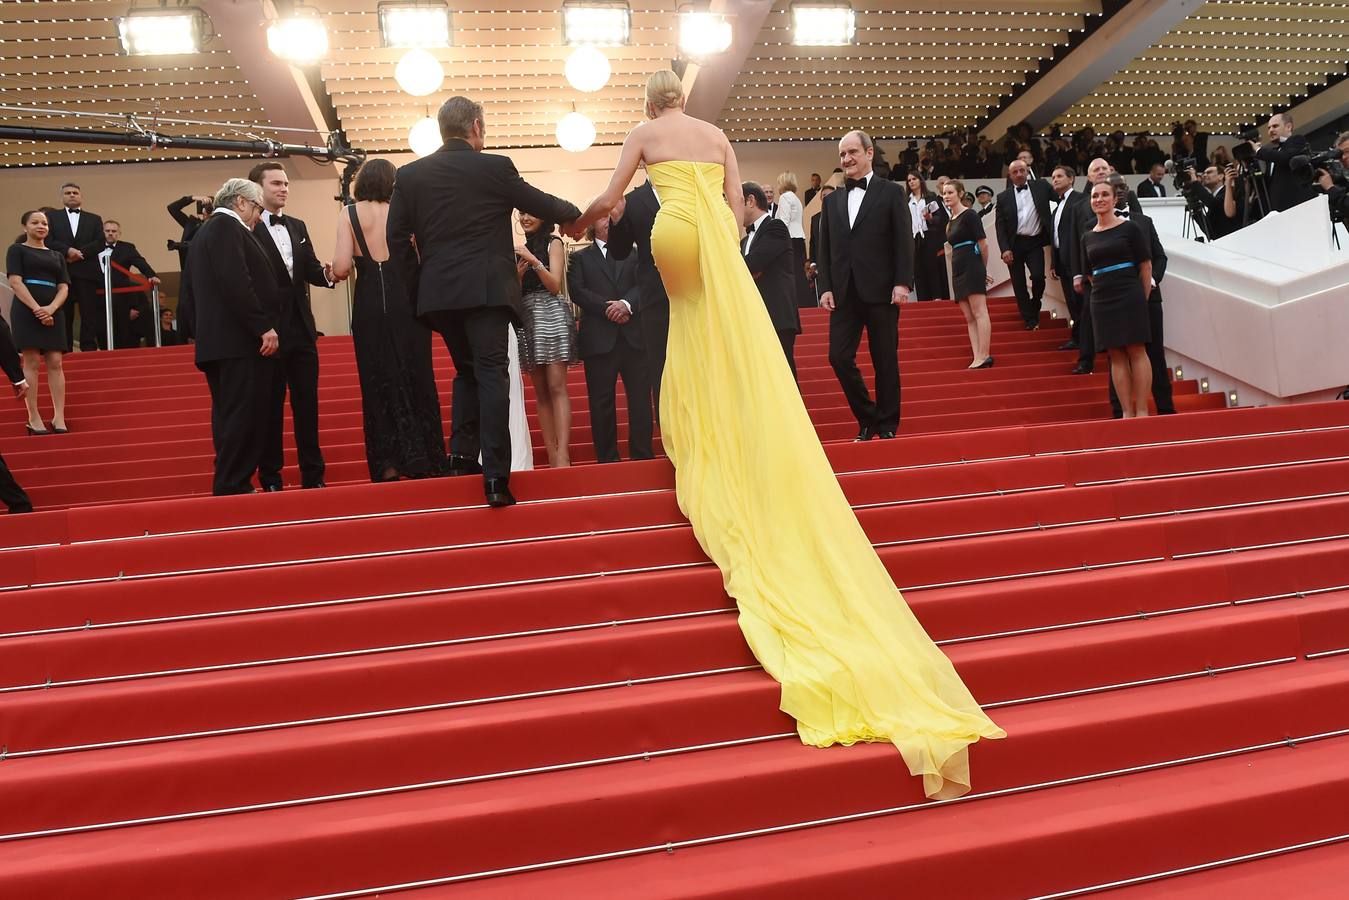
514, 212, 576, 467
6, 210, 70, 434
905, 172, 948, 301
331, 158, 448, 481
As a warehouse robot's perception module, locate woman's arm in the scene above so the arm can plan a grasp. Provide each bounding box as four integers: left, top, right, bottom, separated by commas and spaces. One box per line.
331, 209, 355, 280
575, 126, 646, 232
538, 239, 566, 295
6, 274, 40, 312
721, 135, 745, 235
1138, 259, 1153, 297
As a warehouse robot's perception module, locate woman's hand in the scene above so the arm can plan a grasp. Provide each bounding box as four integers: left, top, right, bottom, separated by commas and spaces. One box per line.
515, 256, 531, 280
515, 245, 540, 267
35, 305, 56, 326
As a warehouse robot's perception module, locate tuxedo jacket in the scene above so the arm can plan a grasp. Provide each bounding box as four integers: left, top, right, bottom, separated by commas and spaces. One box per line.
189, 213, 283, 365
566, 242, 644, 359
995, 179, 1055, 249
1135, 179, 1168, 199
816, 175, 914, 304
1255, 134, 1315, 212
84, 240, 157, 296
252, 214, 327, 347
741, 216, 801, 334
605, 181, 669, 314
43, 207, 104, 282
387, 139, 580, 323
1052, 190, 1088, 276
1130, 211, 1168, 303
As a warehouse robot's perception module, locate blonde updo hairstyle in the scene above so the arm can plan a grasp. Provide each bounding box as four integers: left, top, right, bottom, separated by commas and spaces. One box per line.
645, 69, 684, 118
776, 172, 799, 196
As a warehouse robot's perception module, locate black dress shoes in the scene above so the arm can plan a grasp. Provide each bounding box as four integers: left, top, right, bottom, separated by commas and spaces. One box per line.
484, 477, 516, 508
447, 454, 483, 477
1024, 323, 1040, 331
303, 482, 326, 490
854, 426, 875, 442
976, 356, 995, 369
1071, 363, 1093, 375
1058, 340, 1079, 351
262, 484, 283, 493
878, 430, 897, 440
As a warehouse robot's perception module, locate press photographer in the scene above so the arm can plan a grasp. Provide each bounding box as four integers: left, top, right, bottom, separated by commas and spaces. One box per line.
1250, 113, 1315, 212
167, 194, 212, 340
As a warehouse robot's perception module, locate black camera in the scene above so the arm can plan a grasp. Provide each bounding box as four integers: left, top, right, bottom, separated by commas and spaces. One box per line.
167, 238, 191, 253
1231, 140, 1258, 165
195, 200, 211, 215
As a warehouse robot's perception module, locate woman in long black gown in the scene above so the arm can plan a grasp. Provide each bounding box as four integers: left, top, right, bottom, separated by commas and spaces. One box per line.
1082, 180, 1154, 417
6, 210, 71, 434
331, 159, 448, 481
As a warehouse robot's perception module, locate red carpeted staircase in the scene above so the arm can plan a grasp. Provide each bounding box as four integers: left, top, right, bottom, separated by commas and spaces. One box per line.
1, 300, 1346, 898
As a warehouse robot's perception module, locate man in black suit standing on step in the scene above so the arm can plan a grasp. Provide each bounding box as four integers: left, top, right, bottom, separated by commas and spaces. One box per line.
388, 96, 581, 507
189, 178, 281, 496
250, 162, 334, 492
568, 213, 652, 463
89, 220, 161, 349
996, 159, 1055, 331
607, 180, 670, 415
1049, 165, 1086, 352
817, 130, 913, 441
0, 315, 34, 513
741, 181, 801, 378
43, 182, 104, 351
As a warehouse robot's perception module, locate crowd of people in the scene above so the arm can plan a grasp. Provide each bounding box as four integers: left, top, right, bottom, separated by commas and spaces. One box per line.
5, 99, 1348, 512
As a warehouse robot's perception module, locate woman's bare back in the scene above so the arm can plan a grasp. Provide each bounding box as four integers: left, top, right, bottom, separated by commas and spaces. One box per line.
635, 112, 730, 167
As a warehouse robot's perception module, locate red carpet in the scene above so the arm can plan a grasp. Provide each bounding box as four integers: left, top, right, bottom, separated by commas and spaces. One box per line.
1, 299, 1345, 898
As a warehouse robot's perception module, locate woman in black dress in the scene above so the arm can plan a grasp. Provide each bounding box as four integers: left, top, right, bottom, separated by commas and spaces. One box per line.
1082, 181, 1154, 417
906, 172, 948, 301
330, 159, 449, 481
514, 212, 575, 468
941, 180, 994, 368
6, 210, 70, 434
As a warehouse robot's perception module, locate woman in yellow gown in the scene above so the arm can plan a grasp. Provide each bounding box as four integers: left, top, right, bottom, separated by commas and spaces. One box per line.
570, 71, 1004, 800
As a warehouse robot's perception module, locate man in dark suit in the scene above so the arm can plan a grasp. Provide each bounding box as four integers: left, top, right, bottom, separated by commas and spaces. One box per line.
995, 159, 1055, 330
1136, 162, 1169, 198
974, 185, 995, 217
607, 180, 670, 414
42, 182, 104, 351
1254, 113, 1315, 213
1048, 165, 1086, 352
88, 220, 160, 349
249, 162, 333, 492
188, 178, 281, 496
817, 130, 914, 441
0, 315, 33, 513
388, 96, 580, 507
567, 215, 652, 463
741, 181, 801, 378
1108, 176, 1174, 416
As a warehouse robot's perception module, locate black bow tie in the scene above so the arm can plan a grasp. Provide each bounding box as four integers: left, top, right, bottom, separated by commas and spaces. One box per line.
846, 177, 868, 192
267, 213, 285, 226
745, 222, 756, 234
106, 243, 116, 250
1115, 208, 1130, 218
1016, 185, 1029, 193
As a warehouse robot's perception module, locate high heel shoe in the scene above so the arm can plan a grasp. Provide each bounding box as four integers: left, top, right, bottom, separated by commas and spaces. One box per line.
49, 422, 68, 434
25, 424, 49, 436
976, 356, 995, 369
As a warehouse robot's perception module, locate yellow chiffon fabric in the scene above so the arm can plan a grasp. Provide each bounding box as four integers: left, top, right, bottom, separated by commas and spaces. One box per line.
647, 161, 1005, 800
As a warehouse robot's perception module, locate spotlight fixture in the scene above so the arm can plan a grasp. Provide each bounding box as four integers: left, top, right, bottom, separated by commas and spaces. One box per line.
118, 5, 212, 56
1200, 377, 1210, 392
1173, 365, 1184, 381
791, 3, 855, 47
562, 1, 631, 47
378, 1, 451, 49
564, 45, 611, 93
267, 4, 328, 64
679, 8, 733, 58
1227, 389, 1239, 407
557, 110, 597, 153
395, 48, 444, 96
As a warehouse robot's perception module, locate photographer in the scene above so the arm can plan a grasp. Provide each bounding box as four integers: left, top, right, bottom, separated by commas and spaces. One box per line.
1252, 113, 1314, 212
167, 194, 211, 340
1314, 131, 1349, 193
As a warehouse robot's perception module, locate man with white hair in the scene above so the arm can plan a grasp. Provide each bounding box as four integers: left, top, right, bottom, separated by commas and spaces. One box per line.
188, 177, 282, 496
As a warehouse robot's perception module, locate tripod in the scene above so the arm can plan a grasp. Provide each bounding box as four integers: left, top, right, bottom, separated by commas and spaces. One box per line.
1238, 162, 1271, 227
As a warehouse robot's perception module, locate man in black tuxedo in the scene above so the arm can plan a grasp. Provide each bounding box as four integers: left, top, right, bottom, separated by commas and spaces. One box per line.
388, 96, 580, 507
42, 182, 104, 351
1107, 176, 1174, 416
817, 130, 914, 441
1048, 165, 1086, 352
188, 178, 281, 496
88, 220, 160, 349
741, 181, 801, 378
1069, 158, 1145, 375
0, 315, 34, 513
607, 180, 670, 414
1254, 113, 1315, 213
1135, 162, 1168, 198
567, 214, 652, 463
249, 162, 333, 492
995, 159, 1055, 330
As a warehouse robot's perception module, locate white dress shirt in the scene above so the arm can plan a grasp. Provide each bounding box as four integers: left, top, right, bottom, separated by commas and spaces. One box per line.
593, 239, 632, 315
908, 194, 927, 238
66, 208, 81, 233
742, 212, 771, 256
1052, 189, 1073, 249
847, 172, 872, 228
215, 207, 248, 228
1014, 183, 1042, 236
774, 191, 805, 239
261, 210, 294, 278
